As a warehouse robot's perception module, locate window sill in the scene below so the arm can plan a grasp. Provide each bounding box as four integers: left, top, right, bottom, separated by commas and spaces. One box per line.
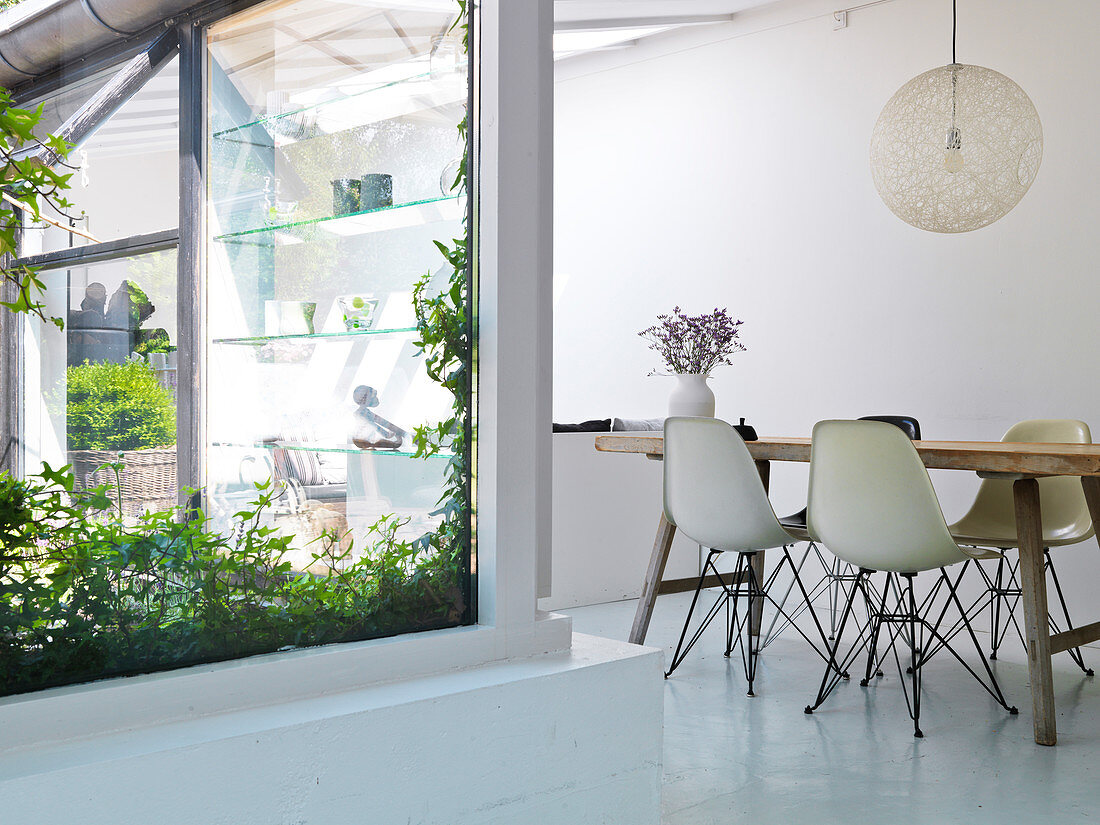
0, 612, 572, 756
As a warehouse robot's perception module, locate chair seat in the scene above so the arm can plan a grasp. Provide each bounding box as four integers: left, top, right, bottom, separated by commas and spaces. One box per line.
777, 507, 810, 541
782, 523, 812, 543
948, 523, 1091, 550
956, 544, 1003, 561
779, 507, 807, 529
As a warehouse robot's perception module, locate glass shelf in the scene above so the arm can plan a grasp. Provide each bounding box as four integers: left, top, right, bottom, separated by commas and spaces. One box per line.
213, 327, 417, 346
212, 440, 452, 458
212, 65, 466, 148
213, 195, 463, 244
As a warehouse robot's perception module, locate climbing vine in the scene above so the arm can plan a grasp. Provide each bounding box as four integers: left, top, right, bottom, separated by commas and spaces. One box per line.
412, 0, 473, 616
0, 89, 78, 329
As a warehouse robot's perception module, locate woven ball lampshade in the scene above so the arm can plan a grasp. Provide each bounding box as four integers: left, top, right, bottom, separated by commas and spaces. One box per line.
870, 63, 1043, 234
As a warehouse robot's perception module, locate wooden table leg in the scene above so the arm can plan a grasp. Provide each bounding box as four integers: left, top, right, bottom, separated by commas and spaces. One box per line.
750, 460, 771, 637
629, 513, 677, 645
1078, 476, 1100, 551
1014, 478, 1056, 746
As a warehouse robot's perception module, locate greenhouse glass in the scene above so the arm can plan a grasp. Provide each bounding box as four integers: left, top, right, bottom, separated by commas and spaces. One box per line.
204, 0, 474, 641
1, 0, 472, 698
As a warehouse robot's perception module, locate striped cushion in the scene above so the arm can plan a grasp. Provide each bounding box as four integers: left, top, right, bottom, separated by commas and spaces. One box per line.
271, 445, 325, 486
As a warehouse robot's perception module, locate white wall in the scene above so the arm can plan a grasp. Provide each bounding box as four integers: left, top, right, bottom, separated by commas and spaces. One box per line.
544, 433, 701, 611
552, 0, 1100, 619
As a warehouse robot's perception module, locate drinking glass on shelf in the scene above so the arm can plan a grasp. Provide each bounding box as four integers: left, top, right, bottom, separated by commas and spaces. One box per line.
430, 34, 463, 80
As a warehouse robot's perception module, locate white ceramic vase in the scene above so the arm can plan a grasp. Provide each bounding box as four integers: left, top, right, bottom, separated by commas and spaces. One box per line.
668, 373, 715, 418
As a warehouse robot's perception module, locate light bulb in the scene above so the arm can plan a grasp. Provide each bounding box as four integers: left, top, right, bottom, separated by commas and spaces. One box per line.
944, 126, 963, 173
944, 147, 964, 173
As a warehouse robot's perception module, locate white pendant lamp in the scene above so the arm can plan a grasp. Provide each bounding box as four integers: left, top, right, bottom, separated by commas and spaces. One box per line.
869, 1, 1042, 233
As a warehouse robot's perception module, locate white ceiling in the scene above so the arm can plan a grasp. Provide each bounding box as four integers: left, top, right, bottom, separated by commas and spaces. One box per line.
554, 0, 779, 27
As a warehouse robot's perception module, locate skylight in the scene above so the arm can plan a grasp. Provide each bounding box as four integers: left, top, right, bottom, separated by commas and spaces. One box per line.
553, 26, 670, 58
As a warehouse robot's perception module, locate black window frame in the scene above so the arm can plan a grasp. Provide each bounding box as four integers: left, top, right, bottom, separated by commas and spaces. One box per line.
0, 0, 264, 491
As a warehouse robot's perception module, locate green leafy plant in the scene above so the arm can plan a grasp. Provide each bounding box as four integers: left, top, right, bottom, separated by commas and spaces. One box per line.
133, 328, 174, 357
61, 360, 175, 451
0, 88, 77, 329
410, 0, 472, 612
0, 465, 464, 697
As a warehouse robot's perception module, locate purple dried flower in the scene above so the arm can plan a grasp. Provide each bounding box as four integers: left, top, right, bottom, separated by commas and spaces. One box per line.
638, 306, 746, 376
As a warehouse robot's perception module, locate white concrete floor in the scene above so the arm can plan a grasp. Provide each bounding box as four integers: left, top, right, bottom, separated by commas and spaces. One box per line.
564, 590, 1100, 825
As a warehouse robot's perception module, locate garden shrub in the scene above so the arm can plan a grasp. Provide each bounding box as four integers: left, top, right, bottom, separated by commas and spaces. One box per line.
63, 360, 175, 451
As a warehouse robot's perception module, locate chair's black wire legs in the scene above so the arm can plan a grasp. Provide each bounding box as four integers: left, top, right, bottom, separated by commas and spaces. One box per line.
977, 553, 1025, 660
761, 543, 813, 644
740, 553, 759, 696
907, 560, 991, 668
666, 549, 726, 678
933, 566, 1018, 715
805, 569, 869, 715
988, 556, 1007, 660
860, 577, 891, 687
809, 567, 1017, 736
906, 574, 923, 737
729, 548, 833, 696
777, 546, 848, 674
764, 545, 877, 663
972, 550, 1092, 676
1046, 550, 1094, 676
874, 573, 925, 738
672, 544, 858, 695
724, 552, 744, 660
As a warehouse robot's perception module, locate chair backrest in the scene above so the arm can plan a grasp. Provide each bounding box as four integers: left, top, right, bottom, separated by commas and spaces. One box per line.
858, 415, 921, 440
663, 417, 793, 552
808, 420, 965, 573
956, 419, 1093, 546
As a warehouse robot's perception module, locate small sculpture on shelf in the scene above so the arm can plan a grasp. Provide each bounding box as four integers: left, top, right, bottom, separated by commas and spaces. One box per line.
351, 385, 407, 450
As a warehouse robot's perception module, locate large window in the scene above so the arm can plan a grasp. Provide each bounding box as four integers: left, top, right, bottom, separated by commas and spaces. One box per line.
20, 58, 181, 513
23, 252, 179, 515
205, 0, 473, 633
26, 58, 180, 256
3, 0, 472, 698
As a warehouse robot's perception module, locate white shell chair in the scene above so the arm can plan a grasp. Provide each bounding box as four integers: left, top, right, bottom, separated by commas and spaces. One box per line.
802, 420, 1017, 737
949, 419, 1095, 675
663, 417, 835, 696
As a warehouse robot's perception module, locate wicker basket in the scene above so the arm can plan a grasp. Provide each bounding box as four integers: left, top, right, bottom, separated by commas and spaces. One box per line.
273, 501, 354, 573
68, 447, 177, 516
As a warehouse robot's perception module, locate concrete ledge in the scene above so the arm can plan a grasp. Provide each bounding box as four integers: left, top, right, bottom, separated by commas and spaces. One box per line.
1, 633, 664, 824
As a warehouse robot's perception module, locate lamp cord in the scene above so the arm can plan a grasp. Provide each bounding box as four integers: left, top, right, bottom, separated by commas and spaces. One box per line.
952, 0, 957, 64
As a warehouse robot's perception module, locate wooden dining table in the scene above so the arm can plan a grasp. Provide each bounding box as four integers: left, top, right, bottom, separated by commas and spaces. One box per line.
595, 433, 1100, 746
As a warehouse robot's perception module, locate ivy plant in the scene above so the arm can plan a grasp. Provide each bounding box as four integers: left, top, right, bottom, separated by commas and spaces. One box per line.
0, 89, 77, 329
411, 0, 472, 610
0, 465, 464, 696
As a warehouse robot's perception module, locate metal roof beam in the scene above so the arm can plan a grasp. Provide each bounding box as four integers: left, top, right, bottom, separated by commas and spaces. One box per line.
25, 27, 178, 166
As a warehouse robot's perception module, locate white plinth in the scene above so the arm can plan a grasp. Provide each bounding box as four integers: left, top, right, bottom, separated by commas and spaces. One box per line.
0, 633, 663, 824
